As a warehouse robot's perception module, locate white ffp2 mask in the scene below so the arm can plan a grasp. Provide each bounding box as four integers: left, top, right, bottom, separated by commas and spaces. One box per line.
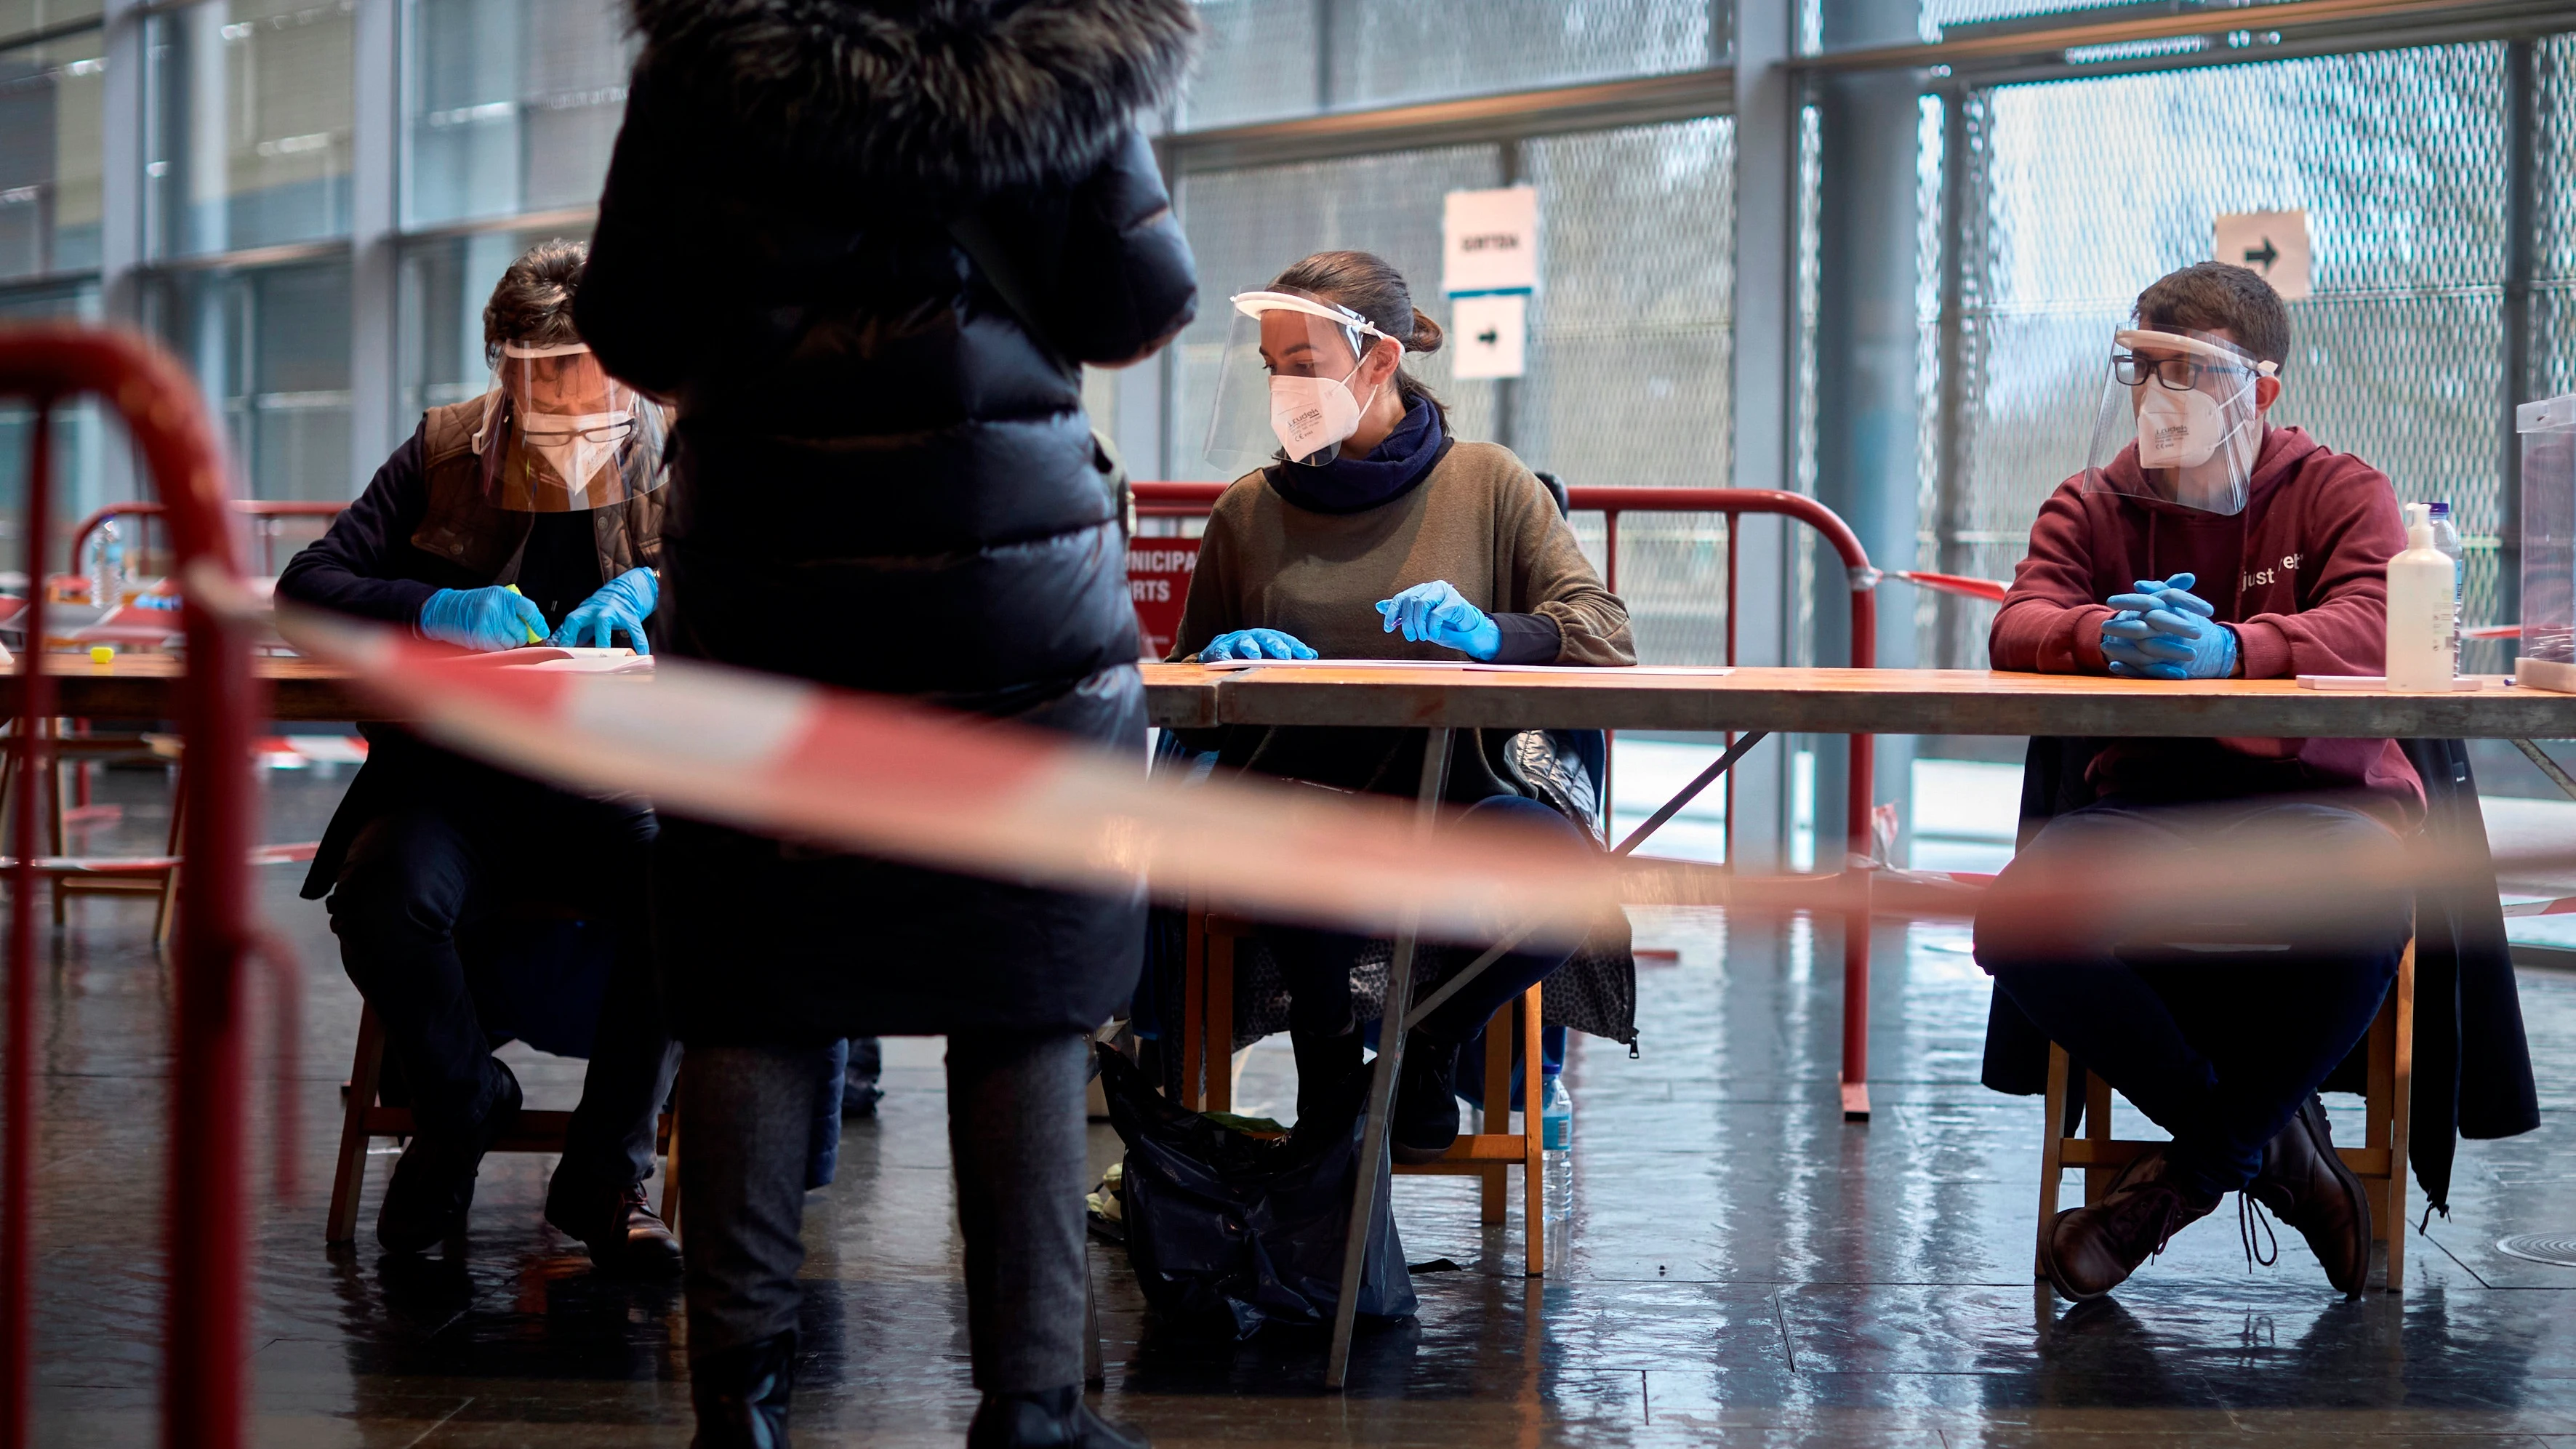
2135, 385, 2231, 469
1269, 367, 1366, 465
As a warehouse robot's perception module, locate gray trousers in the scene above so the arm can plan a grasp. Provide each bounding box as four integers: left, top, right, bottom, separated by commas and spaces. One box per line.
678, 1032, 1091, 1392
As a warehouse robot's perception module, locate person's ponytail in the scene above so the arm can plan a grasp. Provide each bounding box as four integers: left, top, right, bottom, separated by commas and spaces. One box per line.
1269, 251, 1450, 436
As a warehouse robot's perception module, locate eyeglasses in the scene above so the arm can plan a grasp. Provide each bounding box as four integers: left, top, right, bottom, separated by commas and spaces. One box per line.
2111, 353, 2256, 390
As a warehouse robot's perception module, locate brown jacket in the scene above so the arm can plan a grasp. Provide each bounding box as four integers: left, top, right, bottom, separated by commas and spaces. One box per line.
411, 397, 665, 585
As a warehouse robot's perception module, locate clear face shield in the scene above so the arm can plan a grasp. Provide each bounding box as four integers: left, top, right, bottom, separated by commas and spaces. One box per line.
2080, 329, 2277, 518
473, 342, 670, 512
1203, 289, 1396, 473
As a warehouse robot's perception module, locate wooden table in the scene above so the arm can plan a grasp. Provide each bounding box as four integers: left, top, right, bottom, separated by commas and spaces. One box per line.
0, 654, 376, 722
1136, 662, 2576, 739
16, 656, 2571, 739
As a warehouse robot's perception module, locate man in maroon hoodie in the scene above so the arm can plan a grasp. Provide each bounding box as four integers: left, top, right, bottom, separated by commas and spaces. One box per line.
1973, 263, 2417, 1304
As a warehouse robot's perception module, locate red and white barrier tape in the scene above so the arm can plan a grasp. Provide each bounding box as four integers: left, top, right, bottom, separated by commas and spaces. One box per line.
272, 604, 1621, 944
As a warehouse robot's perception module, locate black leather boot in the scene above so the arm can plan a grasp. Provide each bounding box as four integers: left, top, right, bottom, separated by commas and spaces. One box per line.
966, 1385, 1148, 1449
690, 1330, 795, 1448
1389, 1034, 1462, 1165
1289, 1026, 1363, 1129
378, 1060, 521, 1253
2247, 1093, 2372, 1299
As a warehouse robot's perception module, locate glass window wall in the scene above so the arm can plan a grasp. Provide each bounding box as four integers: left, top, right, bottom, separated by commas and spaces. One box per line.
147, 258, 353, 500
393, 223, 587, 437
145, 0, 356, 259
402, 0, 634, 227
1184, 0, 1722, 130
0, 281, 117, 584
0, 25, 105, 280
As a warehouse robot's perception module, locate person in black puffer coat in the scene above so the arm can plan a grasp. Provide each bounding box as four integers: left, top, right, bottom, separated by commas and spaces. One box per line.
574, 2, 1199, 1445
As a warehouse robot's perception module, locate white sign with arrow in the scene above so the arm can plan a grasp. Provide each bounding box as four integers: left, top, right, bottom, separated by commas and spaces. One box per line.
1444, 185, 1538, 380
2213, 209, 2311, 301
1449, 293, 1527, 380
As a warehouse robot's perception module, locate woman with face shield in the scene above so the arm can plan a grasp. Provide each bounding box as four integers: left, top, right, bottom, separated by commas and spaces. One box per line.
274, 240, 681, 1275
1172, 249, 1637, 1163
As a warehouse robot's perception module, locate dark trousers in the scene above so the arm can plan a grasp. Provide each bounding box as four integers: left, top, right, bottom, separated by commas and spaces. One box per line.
1266, 794, 1584, 1048
678, 1032, 1090, 1390
326, 766, 678, 1189
1973, 798, 2410, 1200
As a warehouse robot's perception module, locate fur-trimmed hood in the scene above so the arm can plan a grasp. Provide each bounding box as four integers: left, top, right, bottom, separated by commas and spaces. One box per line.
627, 0, 1200, 196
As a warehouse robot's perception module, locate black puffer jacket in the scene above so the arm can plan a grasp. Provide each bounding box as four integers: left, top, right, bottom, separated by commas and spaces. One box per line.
577, 0, 1200, 1044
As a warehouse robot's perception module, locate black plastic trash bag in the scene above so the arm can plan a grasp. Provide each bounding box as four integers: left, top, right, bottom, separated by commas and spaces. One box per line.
1097, 1043, 1416, 1339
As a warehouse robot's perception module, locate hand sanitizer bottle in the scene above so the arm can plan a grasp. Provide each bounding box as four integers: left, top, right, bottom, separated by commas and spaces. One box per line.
2386, 501, 2456, 691
2428, 501, 2464, 674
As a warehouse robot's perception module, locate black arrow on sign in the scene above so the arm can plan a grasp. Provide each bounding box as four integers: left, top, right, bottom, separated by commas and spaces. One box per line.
2242, 237, 2279, 270
1477, 329, 1500, 346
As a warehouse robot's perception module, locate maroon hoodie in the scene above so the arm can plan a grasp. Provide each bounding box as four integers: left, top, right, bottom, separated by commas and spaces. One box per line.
1989, 425, 2424, 830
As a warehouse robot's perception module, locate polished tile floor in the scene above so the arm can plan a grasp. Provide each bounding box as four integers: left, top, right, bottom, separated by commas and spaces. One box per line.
19, 768, 2576, 1446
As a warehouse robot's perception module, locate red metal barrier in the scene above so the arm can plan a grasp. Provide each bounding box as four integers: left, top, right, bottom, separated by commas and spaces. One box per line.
0, 328, 260, 1449
1131, 479, 1885, 1117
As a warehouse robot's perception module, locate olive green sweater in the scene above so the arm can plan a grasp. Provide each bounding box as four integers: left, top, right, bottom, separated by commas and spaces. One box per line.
1171, 441, 1634, 667
1168, 441, 1635, 799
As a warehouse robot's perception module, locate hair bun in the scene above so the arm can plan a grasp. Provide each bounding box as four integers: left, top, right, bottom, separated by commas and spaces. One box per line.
1405, 307, 1444, 353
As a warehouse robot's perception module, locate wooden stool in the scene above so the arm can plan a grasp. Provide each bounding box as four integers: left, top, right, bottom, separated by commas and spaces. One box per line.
326, 1002, 679, 1245
1180, 910, 1549, 1276
2036, 935, 2415, 1293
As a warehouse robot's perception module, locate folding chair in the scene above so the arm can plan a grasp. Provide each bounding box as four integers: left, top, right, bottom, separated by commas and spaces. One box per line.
2035, 934, 2415, 1293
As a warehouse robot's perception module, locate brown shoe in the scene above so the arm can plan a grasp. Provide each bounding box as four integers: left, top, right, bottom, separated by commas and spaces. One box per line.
2247, 1094, 2372, 1299
2042, 1148, 2221, 1301
547, 1175, 683, 1278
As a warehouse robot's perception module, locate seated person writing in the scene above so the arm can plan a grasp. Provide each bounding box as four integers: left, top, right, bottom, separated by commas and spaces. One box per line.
1171, 249, 1634, 1162
276, 241, 681, 1269
1973, 262, 2417, 1301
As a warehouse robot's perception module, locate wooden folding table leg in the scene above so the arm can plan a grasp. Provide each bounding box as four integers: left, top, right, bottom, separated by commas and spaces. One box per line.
2082, 1069, 2114, 1205
2036, 1044, 2071, 1282
2378, 936, 2415, 1293
1205, 928, 1235, 1116
326, 1004, 388, 1244
153, 759, 186, 952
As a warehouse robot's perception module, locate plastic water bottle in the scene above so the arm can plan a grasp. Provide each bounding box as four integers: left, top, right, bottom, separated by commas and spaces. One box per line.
2427, 501, 2464, 675
1540, 1075, 1573, 1260
89, 519, 122, 612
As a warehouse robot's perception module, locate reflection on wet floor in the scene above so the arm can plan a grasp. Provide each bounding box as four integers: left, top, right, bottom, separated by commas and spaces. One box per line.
22, 769, 2576, 1445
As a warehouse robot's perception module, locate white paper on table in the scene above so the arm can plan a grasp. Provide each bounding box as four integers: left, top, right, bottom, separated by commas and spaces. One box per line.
1198, 659, 1730, 676
496, 647, 655, 675
2295, 673, 2495, 691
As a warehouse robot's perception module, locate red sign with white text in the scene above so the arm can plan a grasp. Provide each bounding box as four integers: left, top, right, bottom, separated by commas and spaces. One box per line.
1126, 537, 1200, 661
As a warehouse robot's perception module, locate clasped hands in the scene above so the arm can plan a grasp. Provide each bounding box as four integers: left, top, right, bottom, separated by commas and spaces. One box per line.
2099, 571, 2238, 680
1197, 579, 1501, 662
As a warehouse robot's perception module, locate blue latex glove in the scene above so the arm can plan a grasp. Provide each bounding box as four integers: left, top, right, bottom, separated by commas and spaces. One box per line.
550, 566, 659, 654
2099, 571, 2237, 680
417, 585, 548, 652
1200, 627, 1317, 662
1375, 580, 1502, 661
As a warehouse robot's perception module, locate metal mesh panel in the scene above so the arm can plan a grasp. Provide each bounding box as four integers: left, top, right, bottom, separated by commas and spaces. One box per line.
1170, 144, 1502, 481
1523, 118, 1736, 664
1182, 0, 1718, 130
2534, 36, 2576, 404
1930, 44, 2515, 669
1172, 119, 1736, 663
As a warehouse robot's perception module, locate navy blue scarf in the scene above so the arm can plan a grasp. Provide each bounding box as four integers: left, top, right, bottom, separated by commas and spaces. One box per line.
1264, 398, 1449, 515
